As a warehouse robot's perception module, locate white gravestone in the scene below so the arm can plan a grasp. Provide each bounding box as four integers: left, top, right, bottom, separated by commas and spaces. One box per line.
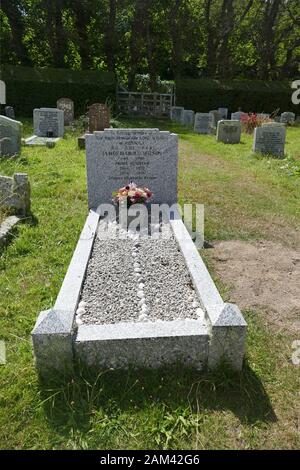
194, 113, 213, 134
280, 112, 295, 125
170, 107, 184, 122
181, 110, 195, 127
33, 108, 64, 137
253, 123, 286, 158
217, 120, 242, 144
86, 129, 178, 208
0, 116, 22, 157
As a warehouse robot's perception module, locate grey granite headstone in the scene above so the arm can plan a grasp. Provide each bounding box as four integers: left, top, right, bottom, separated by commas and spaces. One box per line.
231, 111, 247, 121
57, 98, 74, 125
33, 108, 64, 137
253, 123, 286, 158
217, 120, 242, 144
218, 108, 228, 119
5, 106, 15, 120
170, 107, 184, 122
0, 115, 22, 157
86, 129, 178, 208
181, 110, 195, 127
194, 113, 213, 134
280, 112, 295, 125
209, 110, 222, 134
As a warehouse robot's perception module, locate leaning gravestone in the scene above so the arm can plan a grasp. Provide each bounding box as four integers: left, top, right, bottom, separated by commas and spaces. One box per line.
253, 123, 286, 158
218, 108, 228, 119
170, 107, 184, 123
181, 110, 195, 127
217, 120, 242, 144
33, 108, 64, 137
194, 113, 213, 134
5, 106, 15, 120
88, 103, 110, 133
57, 98, 74, 125
280, 112, 295, 125
0, 115, 22, 157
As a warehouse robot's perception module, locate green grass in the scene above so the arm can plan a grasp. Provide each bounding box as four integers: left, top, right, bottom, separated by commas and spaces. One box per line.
0, 119, 299, 449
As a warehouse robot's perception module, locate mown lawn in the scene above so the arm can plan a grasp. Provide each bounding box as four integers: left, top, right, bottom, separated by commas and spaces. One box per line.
0, 118, 299, 449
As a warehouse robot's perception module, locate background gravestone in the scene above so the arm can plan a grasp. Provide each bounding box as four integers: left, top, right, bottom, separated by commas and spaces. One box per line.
280, 112, 295, 125
218, 108, 228, 119
194, 113, 212, 134
33, 108, 64, 137
5, 106, 15, 120
85, 129, 178, 208
88, 103, 110, 133
231, 111, 247, 121
0, 80, 6, 105
57, 98, 74, 125
170, 107, 184, 122
217, 120, 242, 144
209, 110, 222, 134
181, 110, 194, 127
0, 115, 22, 157
253, 123, 286, 158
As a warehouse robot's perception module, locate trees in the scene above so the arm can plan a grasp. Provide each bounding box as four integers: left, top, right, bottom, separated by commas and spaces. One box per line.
1, 0, 299, 86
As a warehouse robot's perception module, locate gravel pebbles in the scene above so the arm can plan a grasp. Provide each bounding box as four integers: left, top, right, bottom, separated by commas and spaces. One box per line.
78, 221, 205, 325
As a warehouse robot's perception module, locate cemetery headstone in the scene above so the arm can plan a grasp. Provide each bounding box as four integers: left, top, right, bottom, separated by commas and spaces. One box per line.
218, 108, 228, 119
181, 110, 195, 127
217, 120, 242, 144
0, 80, 6, 105
209, 110, 222, 134
231, 111, 247, 121
33, 108, 64, 137
0, 116, 22, 157
57, 98, 74, 125
0, 173, 30, 214
194, 113, 213, 134
170, 106, 184, 122
5, 106, 15, 120
253, 123, 286, 158
280, 112, 296, 125
85, 128, 178, 208
257, 113, 270, 120
88, 103, 110, 133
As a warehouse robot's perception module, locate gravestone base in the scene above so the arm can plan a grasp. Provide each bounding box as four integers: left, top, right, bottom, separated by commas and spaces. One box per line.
25, 135, 60, 146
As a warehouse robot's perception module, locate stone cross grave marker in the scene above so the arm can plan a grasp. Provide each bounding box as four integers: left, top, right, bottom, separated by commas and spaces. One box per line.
170, 107, 184, 122
253, 123, 286, 158
0, 115, 22, 157
88, 103, 110, 133
194, 113, 213, 134
85, 128, 178, 208
57, 98, 74, 125
33, 108, 64, 137
217, 120, 242, 144
181, 110, 194, 127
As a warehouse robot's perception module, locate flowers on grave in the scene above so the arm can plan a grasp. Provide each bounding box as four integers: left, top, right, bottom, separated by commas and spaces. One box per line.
241, 113, 272, 134
112, 182, 153, 207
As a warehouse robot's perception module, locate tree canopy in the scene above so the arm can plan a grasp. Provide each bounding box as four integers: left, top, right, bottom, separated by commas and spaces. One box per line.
1, 0, 300, 89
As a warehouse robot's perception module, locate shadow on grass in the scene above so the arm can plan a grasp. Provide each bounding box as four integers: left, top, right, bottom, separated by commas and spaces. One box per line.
40, 361, 277, 436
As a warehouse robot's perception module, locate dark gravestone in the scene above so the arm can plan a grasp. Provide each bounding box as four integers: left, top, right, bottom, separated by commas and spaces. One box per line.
88, 103, 110, 133
57, 98, 74, 125
5, 106, 15, 120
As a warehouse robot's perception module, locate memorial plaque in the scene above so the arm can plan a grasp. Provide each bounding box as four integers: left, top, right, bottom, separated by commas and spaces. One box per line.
194, 113, 213, 134
0, 115, 22, 157
57, 98, 74, 125
170, 107, 184, 122
86, 129, 178, 208
181, 110, 195, 127
253, 124, 286, 157
88, 103, 110, 133
217, 120, 242, 144
33, 108, 64, 137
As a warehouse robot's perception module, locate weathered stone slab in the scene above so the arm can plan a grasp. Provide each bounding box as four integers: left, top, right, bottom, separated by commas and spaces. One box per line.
88, 103, 110, 133
218, 108, 228, 119
217, 120, 242, 144
0, 116, 22, 157
253, 123, 286, 157
57, 98, 74, 125
25, 135, 60, 146
194, 113, 213, 134
0, 216, 21, 248
280, 112, 295, 125
181, 110, 195, 127
5, 106, 15, 120
0, 173, 30, 214
170, 106, 184, 122
86, 129, 178, 208
33, 108, 64, 137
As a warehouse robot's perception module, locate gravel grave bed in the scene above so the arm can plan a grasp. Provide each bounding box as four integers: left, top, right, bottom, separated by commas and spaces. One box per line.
77, 221, 205, 325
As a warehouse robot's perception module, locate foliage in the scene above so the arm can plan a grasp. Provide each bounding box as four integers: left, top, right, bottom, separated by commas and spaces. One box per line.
241, 114, 272, 134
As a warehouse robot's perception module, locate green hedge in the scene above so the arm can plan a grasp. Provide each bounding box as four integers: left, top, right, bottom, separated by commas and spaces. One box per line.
175, 78, 298, 115
0, 65, 116, 117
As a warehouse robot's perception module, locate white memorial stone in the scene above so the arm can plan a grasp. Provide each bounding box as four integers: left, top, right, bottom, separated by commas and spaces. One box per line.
33, 108, 64, 137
